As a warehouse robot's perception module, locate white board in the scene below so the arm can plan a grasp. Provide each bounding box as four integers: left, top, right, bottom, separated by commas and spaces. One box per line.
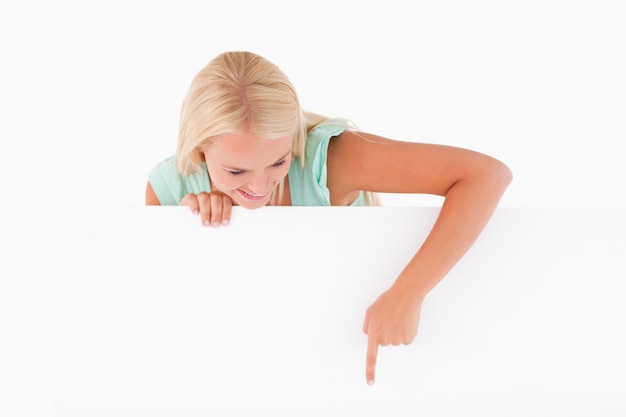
1, 206, 625, 416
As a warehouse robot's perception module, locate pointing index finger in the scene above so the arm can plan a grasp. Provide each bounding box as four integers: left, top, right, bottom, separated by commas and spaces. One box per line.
366, 334, 378, 385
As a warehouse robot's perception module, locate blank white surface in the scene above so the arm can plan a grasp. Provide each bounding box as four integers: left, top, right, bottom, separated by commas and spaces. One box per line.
1, 206, 625, 416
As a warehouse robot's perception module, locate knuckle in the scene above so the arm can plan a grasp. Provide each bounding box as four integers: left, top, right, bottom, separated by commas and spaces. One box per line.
211, 195, 222, 207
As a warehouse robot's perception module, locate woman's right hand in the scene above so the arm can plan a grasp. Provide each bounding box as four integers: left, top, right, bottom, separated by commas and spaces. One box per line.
180, 192, 233, 227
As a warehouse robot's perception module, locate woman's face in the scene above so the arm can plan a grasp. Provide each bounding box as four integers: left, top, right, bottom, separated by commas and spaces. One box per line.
203, 131, 292, 209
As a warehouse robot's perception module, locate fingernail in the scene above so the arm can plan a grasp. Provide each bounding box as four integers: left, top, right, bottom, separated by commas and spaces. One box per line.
203, 220, 210, 227
221, 219, 229, 226
212, 222, 220, 228
367, 380, 375, 386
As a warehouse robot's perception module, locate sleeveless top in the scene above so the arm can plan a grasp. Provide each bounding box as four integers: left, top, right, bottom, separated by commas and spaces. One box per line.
148, 123, 368, 206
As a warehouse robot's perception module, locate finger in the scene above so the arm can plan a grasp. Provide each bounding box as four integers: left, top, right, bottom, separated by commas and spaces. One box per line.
362, 314, 369, 335
180, 194, 199, 214
221, 196, 232, 225
209, 194, 223, 227
366, 334, 378, 386
196, 193, 212, 226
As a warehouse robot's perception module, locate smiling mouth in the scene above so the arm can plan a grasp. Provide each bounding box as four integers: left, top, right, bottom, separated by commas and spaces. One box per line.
237, 189, 268, 201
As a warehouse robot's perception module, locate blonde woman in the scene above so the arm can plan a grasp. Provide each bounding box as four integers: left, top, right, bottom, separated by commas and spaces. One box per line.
145, 51, 512, 385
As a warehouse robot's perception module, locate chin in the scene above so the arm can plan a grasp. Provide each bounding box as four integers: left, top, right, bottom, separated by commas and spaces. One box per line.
239, 201, 266, 210
235, 195, 271, 209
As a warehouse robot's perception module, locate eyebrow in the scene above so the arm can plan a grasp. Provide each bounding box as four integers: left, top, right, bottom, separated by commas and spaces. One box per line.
222, 150, 292, 171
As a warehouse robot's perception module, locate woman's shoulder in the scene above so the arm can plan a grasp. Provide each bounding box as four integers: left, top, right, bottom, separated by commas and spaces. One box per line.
304, 119, 350, 165
287, 119, 371, 206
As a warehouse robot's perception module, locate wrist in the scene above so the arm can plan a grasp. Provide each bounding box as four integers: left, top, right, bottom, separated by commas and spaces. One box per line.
391, 275, 429, 304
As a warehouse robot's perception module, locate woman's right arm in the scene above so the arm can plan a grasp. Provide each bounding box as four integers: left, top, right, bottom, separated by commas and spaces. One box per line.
145, 181, 232, 227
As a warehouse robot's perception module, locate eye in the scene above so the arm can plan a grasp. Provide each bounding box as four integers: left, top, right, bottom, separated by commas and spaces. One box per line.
227, 170, 245, 176
272, 160, 286, 168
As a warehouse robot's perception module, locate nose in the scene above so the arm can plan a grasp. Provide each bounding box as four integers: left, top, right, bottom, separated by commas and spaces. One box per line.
247, 173, 272, 195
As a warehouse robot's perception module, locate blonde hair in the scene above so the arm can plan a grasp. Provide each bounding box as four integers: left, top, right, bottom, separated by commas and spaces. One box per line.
176, 51, 380, 206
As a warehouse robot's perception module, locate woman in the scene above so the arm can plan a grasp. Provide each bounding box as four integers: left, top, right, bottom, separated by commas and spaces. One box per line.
145, 51, 513, 385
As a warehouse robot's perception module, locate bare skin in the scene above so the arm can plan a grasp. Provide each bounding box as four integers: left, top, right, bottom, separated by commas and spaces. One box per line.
146, 130, 513, 385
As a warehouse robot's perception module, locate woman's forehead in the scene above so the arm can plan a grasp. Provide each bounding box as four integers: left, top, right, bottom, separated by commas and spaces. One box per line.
207, 132, 292, 165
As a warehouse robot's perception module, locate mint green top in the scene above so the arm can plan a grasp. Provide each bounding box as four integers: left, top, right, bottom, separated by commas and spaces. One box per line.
148, 124, 368, 206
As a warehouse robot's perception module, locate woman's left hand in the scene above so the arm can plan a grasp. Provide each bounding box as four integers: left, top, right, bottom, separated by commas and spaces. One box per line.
362, 283, 423, 385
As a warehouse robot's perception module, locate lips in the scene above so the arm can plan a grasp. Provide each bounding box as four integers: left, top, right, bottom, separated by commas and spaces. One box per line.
237, 188, 268, 201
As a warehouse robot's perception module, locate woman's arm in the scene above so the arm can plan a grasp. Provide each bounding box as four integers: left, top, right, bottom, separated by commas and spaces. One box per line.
326, 131, 513, 385
145, 182, 161, 205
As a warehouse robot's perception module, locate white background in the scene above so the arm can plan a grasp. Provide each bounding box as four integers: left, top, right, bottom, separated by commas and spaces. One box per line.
1, 0, 625, 208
